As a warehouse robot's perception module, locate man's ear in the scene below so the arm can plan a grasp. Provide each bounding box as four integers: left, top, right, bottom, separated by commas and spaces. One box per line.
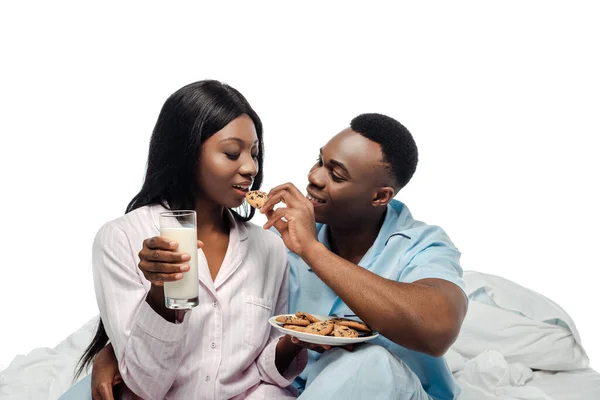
371, 186, 395, 207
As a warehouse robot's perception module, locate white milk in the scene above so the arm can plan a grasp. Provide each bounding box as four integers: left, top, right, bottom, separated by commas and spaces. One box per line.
160, 227, 199, 300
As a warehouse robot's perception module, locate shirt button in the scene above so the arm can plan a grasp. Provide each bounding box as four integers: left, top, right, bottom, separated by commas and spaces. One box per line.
211, 342, 216, 349
205, 375, 210, 382
212, 300, 218, 307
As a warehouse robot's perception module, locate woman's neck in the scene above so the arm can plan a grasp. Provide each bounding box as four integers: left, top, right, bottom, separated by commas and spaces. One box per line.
194, 198, 230, 236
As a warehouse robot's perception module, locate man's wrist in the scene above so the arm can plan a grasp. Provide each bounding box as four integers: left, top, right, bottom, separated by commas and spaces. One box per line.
300, 241, 327, 266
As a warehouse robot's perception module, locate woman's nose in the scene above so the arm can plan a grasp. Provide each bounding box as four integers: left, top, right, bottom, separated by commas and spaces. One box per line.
239, 153, 258, 177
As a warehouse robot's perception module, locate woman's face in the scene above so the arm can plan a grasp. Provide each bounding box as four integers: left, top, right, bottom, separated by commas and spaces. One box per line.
196, 114, 260, 209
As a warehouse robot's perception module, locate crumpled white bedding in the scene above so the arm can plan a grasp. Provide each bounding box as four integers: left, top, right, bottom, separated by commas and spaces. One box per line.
447, 271, 597, 400
1, 271, 599, 400
0, 316, 98, 399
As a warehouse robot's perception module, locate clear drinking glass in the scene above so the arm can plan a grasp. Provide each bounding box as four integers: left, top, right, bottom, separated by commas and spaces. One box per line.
159, 210, 200, 309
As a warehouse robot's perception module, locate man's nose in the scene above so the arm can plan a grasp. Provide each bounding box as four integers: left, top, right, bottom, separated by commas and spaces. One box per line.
308, 166, 325, 189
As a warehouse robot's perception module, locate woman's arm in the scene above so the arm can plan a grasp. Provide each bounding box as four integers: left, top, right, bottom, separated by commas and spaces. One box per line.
93, 223, 192, 400
255, 244, 308, 386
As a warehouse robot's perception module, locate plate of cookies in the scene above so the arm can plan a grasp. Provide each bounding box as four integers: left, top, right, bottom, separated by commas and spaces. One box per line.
269, 312, 379, 346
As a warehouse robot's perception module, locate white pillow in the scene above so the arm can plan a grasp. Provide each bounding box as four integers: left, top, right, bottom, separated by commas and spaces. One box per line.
451, 271, 589, 371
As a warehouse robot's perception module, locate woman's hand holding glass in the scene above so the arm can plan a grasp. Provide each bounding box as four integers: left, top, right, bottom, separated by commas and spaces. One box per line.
137, 236, 203, 285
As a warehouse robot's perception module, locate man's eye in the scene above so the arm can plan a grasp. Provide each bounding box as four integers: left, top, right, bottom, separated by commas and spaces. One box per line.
226, 153, 240, 160
331, 173, 344, 182
316, 157, 323, 167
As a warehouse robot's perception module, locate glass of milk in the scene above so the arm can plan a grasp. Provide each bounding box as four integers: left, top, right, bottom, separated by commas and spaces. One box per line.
159, 210, 200, 309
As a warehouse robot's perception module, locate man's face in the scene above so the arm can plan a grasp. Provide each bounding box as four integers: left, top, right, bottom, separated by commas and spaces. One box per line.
306, 128, 391, 226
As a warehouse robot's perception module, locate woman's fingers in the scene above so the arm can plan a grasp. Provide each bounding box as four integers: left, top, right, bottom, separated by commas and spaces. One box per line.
142, 271, 184, 284
140, 248, 190, 263
289, 336, 332, 353
139, 260, 190, 274
144, 236, 178, 250
138, 236, 198, 285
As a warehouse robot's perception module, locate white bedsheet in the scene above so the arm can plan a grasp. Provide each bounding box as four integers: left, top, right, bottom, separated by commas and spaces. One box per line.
0, 317, 97, 400
1, 271, 599, 400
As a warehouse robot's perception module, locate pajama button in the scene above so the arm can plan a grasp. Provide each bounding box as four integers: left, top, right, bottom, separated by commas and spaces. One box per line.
212, 300, 217, 307
211, 342, 216, 349
205, 375, 210, 381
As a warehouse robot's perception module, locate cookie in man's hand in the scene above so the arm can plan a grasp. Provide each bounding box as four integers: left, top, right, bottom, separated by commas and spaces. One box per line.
246, 190, 268, 209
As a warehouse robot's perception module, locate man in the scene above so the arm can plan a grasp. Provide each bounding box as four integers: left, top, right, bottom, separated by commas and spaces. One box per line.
259, 113, 467, 399
65, 113, 467, 400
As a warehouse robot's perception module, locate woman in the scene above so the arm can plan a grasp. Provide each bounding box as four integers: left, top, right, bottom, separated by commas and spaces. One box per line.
62, 80, 307, 399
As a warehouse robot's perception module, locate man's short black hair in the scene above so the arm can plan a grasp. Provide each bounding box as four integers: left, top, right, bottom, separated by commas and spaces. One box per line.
350, 113, 418, 190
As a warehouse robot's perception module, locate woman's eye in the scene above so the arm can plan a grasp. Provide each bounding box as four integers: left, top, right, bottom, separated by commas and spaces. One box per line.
226, 153, 240, 160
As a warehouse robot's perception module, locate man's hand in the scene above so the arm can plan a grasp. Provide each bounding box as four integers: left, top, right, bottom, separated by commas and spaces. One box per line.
261, 183, 319, 257
91, 343, 120, 400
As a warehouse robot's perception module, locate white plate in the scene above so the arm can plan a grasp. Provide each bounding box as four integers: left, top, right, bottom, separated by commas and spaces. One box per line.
269, 314, 379, 346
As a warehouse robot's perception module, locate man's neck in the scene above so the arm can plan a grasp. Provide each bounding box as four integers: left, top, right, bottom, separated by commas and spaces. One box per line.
327, 208, 387, 265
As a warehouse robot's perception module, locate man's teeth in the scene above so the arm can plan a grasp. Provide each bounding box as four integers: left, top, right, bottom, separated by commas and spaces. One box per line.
233, 185, 249, 191
307, 194, 325, 203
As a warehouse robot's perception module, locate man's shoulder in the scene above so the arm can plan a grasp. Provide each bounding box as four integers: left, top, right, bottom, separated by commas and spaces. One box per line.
386, 200, 457, 249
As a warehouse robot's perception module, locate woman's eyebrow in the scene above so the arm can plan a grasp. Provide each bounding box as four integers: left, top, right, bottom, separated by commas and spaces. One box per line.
219, 137, 259, 145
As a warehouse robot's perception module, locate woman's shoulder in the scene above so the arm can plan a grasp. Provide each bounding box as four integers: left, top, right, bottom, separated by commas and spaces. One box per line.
94, 205, 160, 246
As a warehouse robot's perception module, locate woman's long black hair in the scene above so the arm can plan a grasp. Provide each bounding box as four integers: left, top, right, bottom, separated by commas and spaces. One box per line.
74, 80, 264, 379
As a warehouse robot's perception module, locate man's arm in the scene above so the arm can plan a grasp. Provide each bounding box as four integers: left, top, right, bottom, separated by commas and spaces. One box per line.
261, 183, 467, 357
303, 242, 467, 357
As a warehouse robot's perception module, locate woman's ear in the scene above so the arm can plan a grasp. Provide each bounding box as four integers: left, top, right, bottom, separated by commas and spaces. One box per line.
372, 187, 395, 207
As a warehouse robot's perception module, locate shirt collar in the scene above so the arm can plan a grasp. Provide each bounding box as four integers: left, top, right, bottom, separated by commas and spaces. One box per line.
316, 200, 413, 265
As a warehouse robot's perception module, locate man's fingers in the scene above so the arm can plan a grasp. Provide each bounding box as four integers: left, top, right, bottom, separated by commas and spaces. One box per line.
144, 236, 178, 250
262, 210, 288, 234
271, 217, 287, 233
267, 183, 303, 200
263, 208, 289, 230
260, 190, 289, 214
277, 183, 306, 200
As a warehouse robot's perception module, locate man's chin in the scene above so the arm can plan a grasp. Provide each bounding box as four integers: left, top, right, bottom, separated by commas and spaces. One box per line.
313, 208, 328, 224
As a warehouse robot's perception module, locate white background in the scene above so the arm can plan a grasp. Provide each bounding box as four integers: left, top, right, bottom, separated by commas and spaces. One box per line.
1, 1, 598, 372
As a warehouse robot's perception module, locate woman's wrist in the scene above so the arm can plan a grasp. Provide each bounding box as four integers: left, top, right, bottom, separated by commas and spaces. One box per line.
277, 334, 303, 355
275, 334, 303, 374
146, 285, 178, 323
